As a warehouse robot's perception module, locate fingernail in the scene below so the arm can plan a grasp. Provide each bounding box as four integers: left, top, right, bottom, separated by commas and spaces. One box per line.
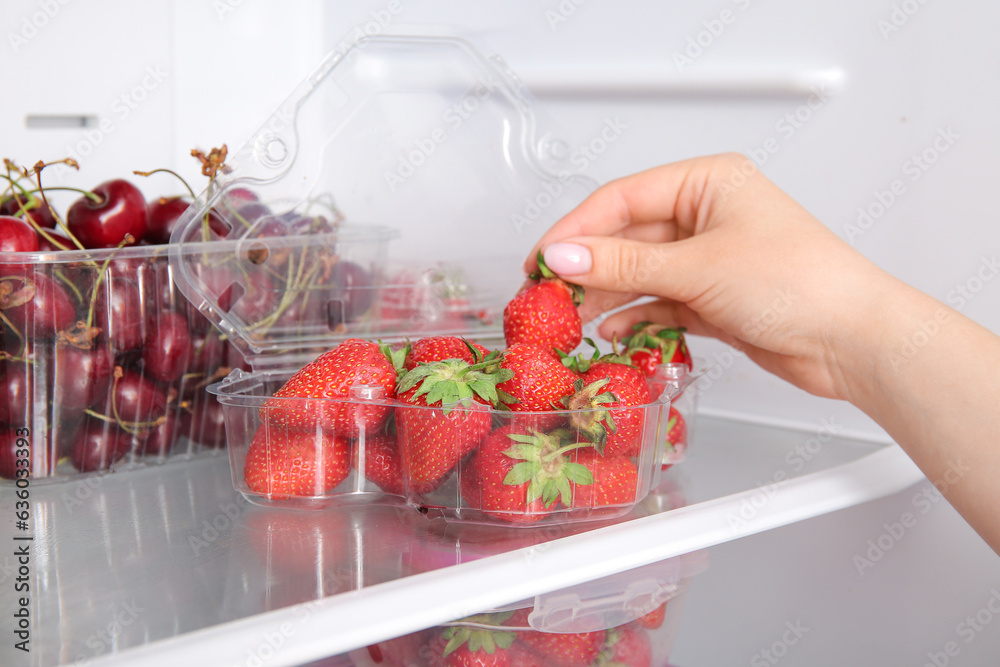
544, 243, 592, 276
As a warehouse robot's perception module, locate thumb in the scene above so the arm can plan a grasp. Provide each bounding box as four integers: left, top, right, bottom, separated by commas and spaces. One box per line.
542, 236, 703, 305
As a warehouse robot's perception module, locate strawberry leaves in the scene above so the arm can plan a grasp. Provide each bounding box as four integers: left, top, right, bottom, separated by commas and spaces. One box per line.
500, 429, 594, 508
396, 351, 514, 413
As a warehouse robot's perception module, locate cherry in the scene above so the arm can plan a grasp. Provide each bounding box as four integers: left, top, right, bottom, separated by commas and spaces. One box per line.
36, 229, 73, 252
182, 394, 227, 449
69, 421, 132, 472
225, 341, 251, 372
0, 196, 56, 229
0, 215, 39, 254
0, 427, 29, 479
0, 363, 31, 425
134, 410, 179, 458
53, 344, 113, 410
112, 369, 168, 425
66, 179, 147, 249
1, 272, 77, 338
92, 277, 144, 352
145, 196, 190, 245
186, 328, 225, 375
223, 187, 259, 208
330, 260, 375, 324
142, 310, 192, 383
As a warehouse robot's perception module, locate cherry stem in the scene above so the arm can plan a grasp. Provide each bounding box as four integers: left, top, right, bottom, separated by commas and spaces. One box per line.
0, 310, 26, 360
31, 163, 88, 251
132, 168, 197, 200
85, 234, 137, 329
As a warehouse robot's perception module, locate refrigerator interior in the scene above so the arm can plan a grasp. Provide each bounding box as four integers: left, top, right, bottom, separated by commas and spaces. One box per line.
2, 1, 999, 665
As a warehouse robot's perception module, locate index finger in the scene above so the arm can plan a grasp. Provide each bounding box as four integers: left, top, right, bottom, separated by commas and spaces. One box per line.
523, 156, 720, 274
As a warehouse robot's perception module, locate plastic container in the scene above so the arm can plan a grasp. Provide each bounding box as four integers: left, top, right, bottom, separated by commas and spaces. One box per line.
348, 549, 709, 667
165, 35, 698, 523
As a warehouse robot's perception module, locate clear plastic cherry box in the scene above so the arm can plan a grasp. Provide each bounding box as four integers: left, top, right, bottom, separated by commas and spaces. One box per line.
164, 34, 699, 525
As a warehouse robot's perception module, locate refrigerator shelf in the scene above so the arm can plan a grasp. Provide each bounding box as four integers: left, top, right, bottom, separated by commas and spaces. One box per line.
4, 415, 926, 667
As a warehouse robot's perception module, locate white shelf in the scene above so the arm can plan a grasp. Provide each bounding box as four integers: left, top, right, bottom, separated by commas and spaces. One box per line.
2, 416, 926, 667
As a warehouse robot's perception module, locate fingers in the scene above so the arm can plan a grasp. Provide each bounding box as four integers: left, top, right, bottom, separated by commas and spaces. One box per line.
598, 299, 742, 349
523, 157, 719, 274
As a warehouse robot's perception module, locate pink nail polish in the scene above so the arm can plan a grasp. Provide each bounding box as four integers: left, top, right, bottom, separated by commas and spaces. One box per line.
543, 243, 592, 276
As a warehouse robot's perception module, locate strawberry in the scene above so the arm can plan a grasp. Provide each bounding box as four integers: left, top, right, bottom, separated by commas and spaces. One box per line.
565, 359, 652, 457
243, 426, 351, 498
636, 602, 667, 630
497, 343, 579, 432
439, 614, 517, 667
662, 406, 687, 470
508, 643, 546, 667
395, 354, 512, 488
406, 336, 490, 370
593, 625, 652, 667
467, 426, 592, 524
625, 322, 693, 373
504, 251, 583, 354
261, 338, 405, 436
628, 347, 662, 377
569, 448, 639, 509
516, 628, 605, 667
356, 430, 441, 496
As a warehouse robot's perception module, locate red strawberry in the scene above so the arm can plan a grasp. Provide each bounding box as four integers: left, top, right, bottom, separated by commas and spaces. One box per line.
396, 354, 512, 488
497, 343, 579, 432
662, 406, 687, 470
516, 628, 605, 667
261, 339, 405, 436
625, 322, 693, 373
439, 616, 517, 667
636, 602, 667, 629
243, 426, 351, 498
593, 625, 652, 667
355, 430, 439, 496
504, 251, 583, 354
468, 426, 591, 524
569, 448, 639, 509
406, 336, 490, 370
628, 347, 662, 377
508, 643, 545, 667
566, 360, 652, 457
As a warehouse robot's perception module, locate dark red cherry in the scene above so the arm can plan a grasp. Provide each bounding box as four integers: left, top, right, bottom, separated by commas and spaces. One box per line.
0, 363, 31, 425
0, 215, 39, 254
36, 229, 73, 252
0, 196, 56, 229
223, 187, 259, 208
112, 369, 168, 425
330, 260, 375, 324
145, 196, 190, 245
186, 329, 225, 375
66, 179, 147, 249
92, 277, 144, 352
1, 272, 77, 338
53, 344, 113, 410
134, 410, 179, 458
182, 394, 227, 449
142, 310, 192, 383
69, 421, 133, 472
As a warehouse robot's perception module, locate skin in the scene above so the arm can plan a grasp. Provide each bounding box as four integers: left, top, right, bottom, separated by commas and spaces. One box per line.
525, 153, 1000, 554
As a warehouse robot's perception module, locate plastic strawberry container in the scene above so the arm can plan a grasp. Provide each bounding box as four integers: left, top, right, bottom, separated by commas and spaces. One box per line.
165, 35, 699, 524
348, 549, 709, 667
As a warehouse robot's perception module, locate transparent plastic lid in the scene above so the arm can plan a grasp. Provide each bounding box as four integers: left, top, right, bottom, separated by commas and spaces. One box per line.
170, 35, 598, 370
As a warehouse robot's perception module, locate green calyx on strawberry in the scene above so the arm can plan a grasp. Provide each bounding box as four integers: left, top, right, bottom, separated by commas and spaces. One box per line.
560, 377, 620, 453
441, 613, 516, 661
500, 429, 595, 508
625, 321, 693, 372
396, 351, 513, 413
503, 250, 584, 354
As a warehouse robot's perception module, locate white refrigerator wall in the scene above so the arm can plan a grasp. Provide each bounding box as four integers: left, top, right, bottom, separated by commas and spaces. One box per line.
5, 0, 997, 441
